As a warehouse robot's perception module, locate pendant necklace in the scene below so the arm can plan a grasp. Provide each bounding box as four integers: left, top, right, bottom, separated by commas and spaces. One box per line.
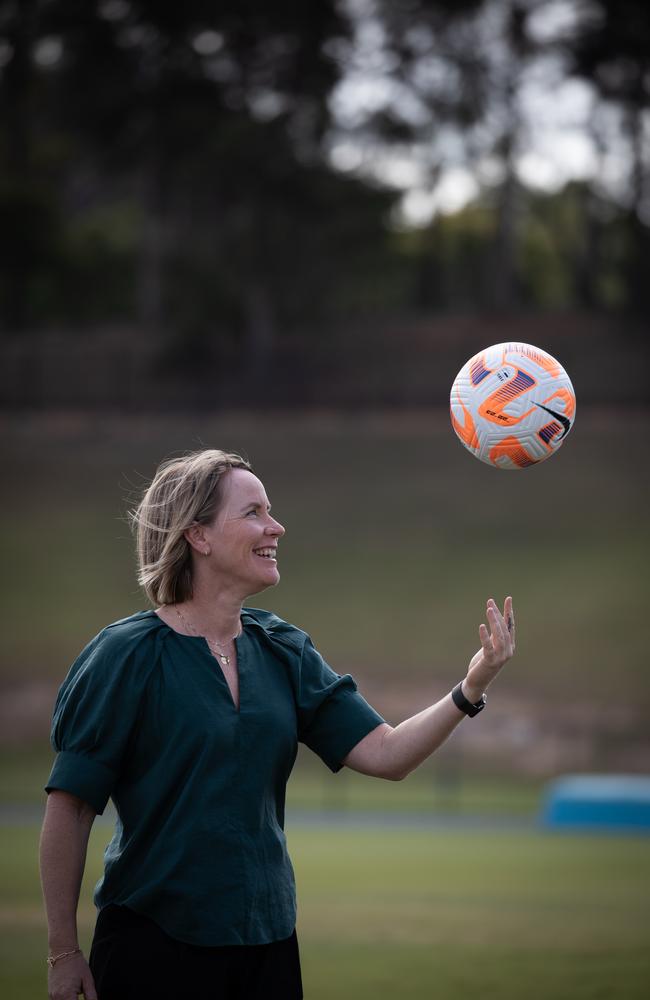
173, 605, 241, 666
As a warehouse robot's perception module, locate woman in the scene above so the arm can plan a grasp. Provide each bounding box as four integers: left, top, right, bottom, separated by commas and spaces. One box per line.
40, 449, 515, 1000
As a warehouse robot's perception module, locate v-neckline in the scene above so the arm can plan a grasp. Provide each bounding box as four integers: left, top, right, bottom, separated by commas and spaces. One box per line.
153, 611, 243, 714
203, 633, 241, 712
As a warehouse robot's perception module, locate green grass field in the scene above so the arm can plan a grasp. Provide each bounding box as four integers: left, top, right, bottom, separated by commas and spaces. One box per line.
2, 821, 648, 1000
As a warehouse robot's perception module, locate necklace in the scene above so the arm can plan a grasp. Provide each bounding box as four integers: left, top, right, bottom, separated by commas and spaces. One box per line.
173, 605, 241, 666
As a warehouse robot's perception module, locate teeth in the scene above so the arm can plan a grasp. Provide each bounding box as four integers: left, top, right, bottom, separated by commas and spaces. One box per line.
254, 548, 277, 559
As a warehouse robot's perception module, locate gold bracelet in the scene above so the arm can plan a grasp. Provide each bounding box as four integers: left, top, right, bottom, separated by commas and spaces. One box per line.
47, 948, 81, 968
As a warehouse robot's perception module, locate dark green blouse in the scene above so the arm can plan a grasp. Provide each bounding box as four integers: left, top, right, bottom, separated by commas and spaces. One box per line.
45, 608, 385, 946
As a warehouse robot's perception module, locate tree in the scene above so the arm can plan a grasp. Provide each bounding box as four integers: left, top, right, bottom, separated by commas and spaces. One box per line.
566, 0, 650, 316
331, 0, 562, 310
0, 0, 65, 329
2, 0, 387, 352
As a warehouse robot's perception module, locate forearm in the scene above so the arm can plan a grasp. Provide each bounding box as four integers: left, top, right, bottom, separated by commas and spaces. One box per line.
381, 690, 468, 780
39, 791, 95, 952
346, 599, 514, 782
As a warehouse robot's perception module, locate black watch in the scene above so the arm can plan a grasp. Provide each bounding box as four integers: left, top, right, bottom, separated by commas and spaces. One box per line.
451, 681, 487, 718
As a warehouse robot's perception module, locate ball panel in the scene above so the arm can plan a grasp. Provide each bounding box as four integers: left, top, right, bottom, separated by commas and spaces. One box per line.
450, 382, 480, 452
538, 419, 564, 446
469, 353, 493, 386
488, 435, 540, 469
542, 386, 576, 421
477, 367, 537, 428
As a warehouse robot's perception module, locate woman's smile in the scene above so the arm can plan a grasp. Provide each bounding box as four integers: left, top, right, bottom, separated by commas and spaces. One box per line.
253, 546, 278, 561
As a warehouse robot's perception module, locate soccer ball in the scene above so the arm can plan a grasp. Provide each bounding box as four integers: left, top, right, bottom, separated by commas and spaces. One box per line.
450, 342, 576, 469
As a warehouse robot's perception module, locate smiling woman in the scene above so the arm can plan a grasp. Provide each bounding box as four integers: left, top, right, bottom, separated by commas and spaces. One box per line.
39, 447, 516, 1000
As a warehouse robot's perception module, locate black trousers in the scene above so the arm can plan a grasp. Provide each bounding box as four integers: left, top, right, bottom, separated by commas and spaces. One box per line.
89, 904, 304, 1000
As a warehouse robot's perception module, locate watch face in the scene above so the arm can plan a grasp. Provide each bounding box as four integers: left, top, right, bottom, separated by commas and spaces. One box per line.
467, 697, 485, 717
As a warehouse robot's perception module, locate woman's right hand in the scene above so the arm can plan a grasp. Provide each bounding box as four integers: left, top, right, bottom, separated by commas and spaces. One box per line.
48, 952, 97, 1000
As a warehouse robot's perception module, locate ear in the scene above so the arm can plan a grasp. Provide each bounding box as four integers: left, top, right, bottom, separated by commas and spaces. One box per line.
184, 523, 209, 556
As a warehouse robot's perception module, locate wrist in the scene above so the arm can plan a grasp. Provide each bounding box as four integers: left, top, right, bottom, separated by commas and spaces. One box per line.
47, 946, 82, 968
452, 681, 487, 718
461, 679, 485, 704
48, 935, 79, 954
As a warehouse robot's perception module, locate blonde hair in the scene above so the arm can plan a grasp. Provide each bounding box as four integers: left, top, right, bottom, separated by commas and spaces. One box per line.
129, 449, 251, 606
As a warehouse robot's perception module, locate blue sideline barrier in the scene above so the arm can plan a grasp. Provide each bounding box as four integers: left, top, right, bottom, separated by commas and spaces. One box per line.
541, 774, 650, 831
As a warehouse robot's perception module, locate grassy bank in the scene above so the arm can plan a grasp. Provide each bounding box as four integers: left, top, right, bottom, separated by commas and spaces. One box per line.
2, 408, 648, 700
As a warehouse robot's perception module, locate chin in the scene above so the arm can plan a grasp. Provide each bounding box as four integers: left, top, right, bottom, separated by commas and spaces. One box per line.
247, 572, 280, 597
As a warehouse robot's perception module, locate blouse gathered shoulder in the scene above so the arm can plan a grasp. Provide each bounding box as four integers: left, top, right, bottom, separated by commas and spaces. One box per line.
45, 608, 385, 946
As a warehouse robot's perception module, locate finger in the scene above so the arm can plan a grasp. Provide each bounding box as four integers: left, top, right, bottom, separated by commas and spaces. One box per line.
82, 972, 98, 1000
493, 604, 513, 658
485, 610, 505, 661
504, 595, 516, 646
493, 597, 512, 643
479, 622, 491, 650
493, 600, 512, 652
487, 602, 506, 649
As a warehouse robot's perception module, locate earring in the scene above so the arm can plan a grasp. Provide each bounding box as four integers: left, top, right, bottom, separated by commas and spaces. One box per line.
204, 549, 211, 556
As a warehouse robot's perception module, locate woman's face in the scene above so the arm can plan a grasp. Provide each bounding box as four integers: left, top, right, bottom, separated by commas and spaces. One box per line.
200, 468, 285, 596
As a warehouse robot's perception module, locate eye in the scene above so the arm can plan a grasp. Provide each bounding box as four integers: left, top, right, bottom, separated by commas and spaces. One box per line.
245, 509, 258, 517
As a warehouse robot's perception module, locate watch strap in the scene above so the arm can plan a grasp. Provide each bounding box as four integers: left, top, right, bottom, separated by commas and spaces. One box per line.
451, 681, 486, 718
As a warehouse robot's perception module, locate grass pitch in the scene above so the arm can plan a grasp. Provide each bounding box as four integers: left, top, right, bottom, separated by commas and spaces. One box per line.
1, 820, 648, 999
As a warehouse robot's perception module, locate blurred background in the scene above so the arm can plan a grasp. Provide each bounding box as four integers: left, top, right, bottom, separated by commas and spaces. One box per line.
1, 1, 649, 998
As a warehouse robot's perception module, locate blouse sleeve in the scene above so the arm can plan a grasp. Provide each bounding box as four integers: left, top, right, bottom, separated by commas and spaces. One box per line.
45, 627, 155, 814
295, 635, 386, 773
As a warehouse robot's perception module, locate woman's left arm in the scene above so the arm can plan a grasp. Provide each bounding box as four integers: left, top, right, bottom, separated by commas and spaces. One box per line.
342, 597, 516, 781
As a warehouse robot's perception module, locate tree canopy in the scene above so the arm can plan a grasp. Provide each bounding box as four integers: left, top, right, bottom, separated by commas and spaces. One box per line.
0, 0, 647, 354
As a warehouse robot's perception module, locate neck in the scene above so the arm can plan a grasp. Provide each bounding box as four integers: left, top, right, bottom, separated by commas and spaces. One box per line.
176, 574, 245, 639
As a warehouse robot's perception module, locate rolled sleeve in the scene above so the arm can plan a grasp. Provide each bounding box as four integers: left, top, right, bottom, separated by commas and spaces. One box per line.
45, 624, 155, 814
296, 637, 385, 773
45, 750, 116, 815
302, 683, 385, 773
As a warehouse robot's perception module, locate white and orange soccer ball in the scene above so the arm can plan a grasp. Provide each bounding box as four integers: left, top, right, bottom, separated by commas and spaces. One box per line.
450, 342, 576, 469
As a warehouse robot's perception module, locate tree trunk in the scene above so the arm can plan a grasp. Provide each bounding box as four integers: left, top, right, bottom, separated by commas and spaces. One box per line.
626, 103, 650, 318
137, 149, 168, 330
243, 281, 275, 383
491, 155, 519, 311
2, 0, 38, 330
489, 0, 525, 312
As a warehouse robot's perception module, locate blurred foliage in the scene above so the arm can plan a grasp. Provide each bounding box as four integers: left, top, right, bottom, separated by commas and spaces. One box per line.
396, 180, 637, 313
369, 0, 650, 313
0, 0, 648, 357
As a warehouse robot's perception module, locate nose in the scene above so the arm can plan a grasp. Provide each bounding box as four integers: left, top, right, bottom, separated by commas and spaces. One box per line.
265, 515, 285, 538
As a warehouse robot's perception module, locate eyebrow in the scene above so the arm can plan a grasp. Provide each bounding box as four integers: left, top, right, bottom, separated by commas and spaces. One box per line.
240, 501, 272, 513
